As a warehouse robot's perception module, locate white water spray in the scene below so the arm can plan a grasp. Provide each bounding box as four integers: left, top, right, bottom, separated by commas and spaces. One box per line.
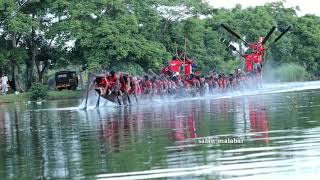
33, 81, 320, 111
78, 81, 320, 108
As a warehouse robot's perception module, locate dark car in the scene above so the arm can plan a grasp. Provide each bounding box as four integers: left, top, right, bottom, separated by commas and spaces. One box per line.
55, 71, 78, 90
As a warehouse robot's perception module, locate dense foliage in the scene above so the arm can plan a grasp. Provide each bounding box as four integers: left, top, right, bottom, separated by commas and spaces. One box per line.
29, 83, 48, 101
0, 1, 320, 90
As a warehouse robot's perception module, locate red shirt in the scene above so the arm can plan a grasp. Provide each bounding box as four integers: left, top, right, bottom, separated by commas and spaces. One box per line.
244, 54, 254, 72
107, 75, 118, 88
100, 78, 108, 87
120, 83, 127, 92
169, 60, 183, 73
156, 80, 163, 90
218, 79, 226, 88
143, 80, 152, 89
184, 59, 193, 76
194, 71, 201, 77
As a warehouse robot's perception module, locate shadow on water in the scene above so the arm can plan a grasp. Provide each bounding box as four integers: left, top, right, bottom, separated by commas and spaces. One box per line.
1, 83, 320, 179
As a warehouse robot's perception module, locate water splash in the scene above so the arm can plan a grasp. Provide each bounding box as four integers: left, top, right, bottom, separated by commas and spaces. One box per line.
32, 81, 320, 111
137, 81, 320, 106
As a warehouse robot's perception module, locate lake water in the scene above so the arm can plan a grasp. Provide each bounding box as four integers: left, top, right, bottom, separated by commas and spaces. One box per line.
1, 81, 320, 180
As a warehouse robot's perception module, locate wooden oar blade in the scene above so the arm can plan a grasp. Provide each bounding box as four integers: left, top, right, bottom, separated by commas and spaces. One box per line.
221, 24, 242, 40
274, 26, 291, 43
262, 26, 276, 45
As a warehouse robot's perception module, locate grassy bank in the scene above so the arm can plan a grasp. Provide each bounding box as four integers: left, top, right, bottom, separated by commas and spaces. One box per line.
46, 90, 82, 100
274, 63, 309, 82
0, 90, 82, 103
264, 63, 310, 82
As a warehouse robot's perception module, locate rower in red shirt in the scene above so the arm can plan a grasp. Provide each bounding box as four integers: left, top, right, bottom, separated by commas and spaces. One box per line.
128, 77, 142, 96
120, 74, 131, 94
107, 70, 119, 92
142, 75, 153, 95
95, 75, 109, 96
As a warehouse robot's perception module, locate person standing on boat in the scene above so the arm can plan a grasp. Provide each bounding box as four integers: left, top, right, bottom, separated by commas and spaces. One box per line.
169, 56, 183, 77
1, 73, 9, 95
243, 52, 254, 73
184, 58, 193, 77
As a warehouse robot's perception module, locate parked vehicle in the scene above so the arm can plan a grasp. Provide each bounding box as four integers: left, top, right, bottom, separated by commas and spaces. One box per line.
55, 71, 78, 91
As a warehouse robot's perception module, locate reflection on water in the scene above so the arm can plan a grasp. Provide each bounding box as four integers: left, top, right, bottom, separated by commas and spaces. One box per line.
1, 89, 320, 179
249, 100, 269, 142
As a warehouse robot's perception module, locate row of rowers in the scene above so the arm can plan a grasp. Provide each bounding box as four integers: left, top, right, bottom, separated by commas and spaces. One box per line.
94, 68, 256, 97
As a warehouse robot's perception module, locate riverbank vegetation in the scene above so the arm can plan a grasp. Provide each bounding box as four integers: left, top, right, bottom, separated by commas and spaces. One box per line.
30, 83, 48, 100
0, 90, 81, 103
274, 63, 309, 82
0, 0, 319, 91
264, 63, 309, 82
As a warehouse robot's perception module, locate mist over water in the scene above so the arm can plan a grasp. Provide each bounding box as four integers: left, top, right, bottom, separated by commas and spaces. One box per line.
1, 81, 320, 179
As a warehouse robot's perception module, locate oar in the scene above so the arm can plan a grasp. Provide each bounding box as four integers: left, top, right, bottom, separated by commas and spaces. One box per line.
261, 26, 276, 45
96, 93, 101, 108
219, 36, 243, 56
83, 88, 90, 110
126, 93, 132, 104
83, 74, 93, 110
228, 44, 244, 57
134, 93, 139, 103
116, 93, 122, 105
263, 25, 292, 71
221, 24, 249, 45
266, 26, 292, 51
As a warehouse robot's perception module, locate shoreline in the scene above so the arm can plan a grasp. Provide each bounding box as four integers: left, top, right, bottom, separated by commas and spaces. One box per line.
0, 90, 82, 103
2, 80, 320, 104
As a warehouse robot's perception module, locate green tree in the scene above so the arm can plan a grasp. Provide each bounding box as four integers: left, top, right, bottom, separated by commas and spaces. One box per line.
291, 15, 320, 74
0, 0, 64, 90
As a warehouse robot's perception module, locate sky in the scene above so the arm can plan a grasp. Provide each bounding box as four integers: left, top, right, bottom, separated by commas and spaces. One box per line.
207, 0, 320, 16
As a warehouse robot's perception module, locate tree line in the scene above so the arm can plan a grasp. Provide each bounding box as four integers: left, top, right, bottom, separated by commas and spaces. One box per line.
0, 0, 319, 91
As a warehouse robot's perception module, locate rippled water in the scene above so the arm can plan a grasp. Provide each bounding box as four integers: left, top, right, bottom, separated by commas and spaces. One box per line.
1, 82, 320, 179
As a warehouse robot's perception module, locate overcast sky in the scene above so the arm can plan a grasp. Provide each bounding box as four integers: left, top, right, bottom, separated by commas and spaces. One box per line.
207, 0, 319, 16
